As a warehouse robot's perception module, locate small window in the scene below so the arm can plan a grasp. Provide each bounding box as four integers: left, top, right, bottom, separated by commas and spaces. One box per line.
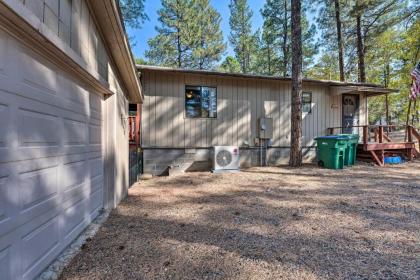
302, 92, 312, 113
185, 85, 217, 118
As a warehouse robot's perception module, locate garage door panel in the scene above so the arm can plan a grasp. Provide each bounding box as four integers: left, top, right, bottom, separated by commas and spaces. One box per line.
89, 188, 103, 215
90, 176, 103, 193
89, 88, 102, 112
1, 147, 61, 164
62, 159, 86, 190
89, 123, 101, 145
0, 175, 13, 235
62, 152, 85, 164
88, 145, 101, 154
90, 111, 101, 122
18, 108, 59, 147
59, 75, 89, 106
88, 150, 102, 159
18, 164, 58, 214
62, 198, 87, 241
21, 215, 59, 280
62, 157, 88, 208
63, 183, 86, 207
62, 146, 88, 156
15, 156, 59, 174
0, 246, 11, 280
0, 103, 9, 148
89, 157, 102, 179
63, 118, 87, 145
58, 75, 89, 116
0, 177, 8, 223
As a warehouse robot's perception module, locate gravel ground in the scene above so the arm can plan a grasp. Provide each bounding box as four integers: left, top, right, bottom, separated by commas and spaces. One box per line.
59, 161, 419, 280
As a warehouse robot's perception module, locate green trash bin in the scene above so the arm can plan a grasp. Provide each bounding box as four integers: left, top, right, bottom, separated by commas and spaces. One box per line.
337, 134, 359, 166
314, 136, 348, 169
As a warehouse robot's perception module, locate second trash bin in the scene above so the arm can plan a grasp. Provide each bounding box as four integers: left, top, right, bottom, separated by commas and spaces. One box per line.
315, 136, 348, 169
337, 134, 359, 166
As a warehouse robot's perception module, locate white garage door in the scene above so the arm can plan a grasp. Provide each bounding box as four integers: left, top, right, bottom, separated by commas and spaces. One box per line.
0, 30, 104, 279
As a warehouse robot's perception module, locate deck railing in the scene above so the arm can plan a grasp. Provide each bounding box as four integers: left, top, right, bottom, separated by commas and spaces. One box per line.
128, 116, 136, 143
327, 125, 419, 165
327, 125, 419, 145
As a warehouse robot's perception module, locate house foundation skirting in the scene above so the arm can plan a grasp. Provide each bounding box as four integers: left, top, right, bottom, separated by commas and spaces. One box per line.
142, 146, 316, 176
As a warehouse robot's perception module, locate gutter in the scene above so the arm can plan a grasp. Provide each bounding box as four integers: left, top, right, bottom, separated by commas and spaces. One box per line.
88, 0, 143, 103
137, 64, 398, 92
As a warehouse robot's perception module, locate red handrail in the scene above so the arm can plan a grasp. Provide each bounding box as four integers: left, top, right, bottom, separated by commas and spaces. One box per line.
327, 125, 420, 145
128, 116, 136, 142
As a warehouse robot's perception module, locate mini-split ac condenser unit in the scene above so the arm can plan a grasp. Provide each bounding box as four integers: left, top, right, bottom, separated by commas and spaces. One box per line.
213, 146, 240, 172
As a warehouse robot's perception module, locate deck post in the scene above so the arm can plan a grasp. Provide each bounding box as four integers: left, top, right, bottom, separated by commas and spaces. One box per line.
378, 126, 384, 143
407, 148, 414, 161
363, 125, 368, 145
407, 125, 413, 142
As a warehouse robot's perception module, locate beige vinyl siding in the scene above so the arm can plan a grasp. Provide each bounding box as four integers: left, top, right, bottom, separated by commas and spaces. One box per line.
19, 0, 110, 83
141, 70, 360, 148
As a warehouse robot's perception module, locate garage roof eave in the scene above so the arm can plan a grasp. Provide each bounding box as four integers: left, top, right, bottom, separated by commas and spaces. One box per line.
88, 0, 143, 103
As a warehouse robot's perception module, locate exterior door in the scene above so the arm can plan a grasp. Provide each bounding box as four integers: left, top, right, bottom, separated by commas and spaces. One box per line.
342, 94, 359, 134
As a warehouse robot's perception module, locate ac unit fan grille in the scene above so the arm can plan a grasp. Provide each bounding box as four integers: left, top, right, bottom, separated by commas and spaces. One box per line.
216, 150, 232, 167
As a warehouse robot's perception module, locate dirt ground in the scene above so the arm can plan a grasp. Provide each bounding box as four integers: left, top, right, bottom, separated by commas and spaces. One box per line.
60, 161, 419, 280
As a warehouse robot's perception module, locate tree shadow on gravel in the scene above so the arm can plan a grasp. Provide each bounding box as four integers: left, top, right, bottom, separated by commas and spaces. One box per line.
59, 162, 420, 280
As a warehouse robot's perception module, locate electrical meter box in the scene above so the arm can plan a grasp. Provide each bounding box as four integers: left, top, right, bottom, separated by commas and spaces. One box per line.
258, 118, 273, 139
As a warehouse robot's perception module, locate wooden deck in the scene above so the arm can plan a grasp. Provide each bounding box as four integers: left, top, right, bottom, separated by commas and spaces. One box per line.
328, 125, 420, 166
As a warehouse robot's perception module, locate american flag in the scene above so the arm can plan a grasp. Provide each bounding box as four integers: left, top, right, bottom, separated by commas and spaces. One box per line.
411, 61, 420, 99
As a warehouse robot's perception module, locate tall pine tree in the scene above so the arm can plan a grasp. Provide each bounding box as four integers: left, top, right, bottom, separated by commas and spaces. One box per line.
119, 0, 148, 29
261, 0, 290, 76
260, 0, 317, 77
146, 0, 225, 69
350, 0, 406, 83
257, 21, 279, 75
228, 0, 256, 73
218, 56, 242, 73
192, 0, 226, 69
315, 0, 348, 81
146, 0, 194, 67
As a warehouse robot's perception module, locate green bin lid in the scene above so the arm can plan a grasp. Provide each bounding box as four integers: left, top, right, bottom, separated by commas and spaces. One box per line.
337, 134, 359, 138
314, 135, 349, 140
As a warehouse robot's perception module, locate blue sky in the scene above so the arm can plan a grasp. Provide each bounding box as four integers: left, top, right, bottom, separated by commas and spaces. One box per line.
127, 0, 315, 60
127, 0, 318, 58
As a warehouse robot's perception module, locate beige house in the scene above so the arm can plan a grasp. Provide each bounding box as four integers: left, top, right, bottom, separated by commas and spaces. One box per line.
0, 1, 141, 279
138, 65, 394, 175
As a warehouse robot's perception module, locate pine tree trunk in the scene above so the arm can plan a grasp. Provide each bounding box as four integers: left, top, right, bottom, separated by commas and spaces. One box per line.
282, 0, 288, 77
356, 15, 366, 83
334, 0, 345, 81
384, 63, 390, 125
289, 0, 302, 167
268, 44, 271, 75
177, 28, 182, 68
241, 44, 247, 73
